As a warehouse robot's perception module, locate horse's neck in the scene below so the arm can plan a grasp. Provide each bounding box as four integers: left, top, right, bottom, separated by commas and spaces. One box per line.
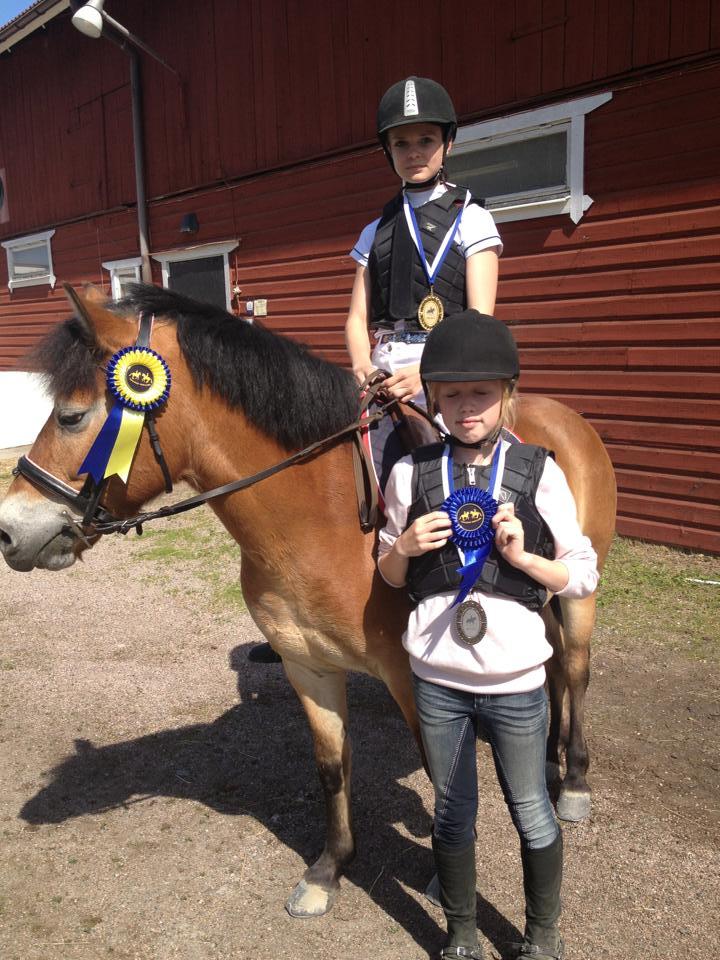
187, 412, 357, 560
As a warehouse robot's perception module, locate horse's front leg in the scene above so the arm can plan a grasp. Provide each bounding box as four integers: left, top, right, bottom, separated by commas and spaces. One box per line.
281, 657, 355, 917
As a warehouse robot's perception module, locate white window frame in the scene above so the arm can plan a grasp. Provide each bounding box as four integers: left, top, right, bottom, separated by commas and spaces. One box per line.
102, 256, 143, 300
451, 92, 612, 224
151, 240, 239, 311
2, 229, 56, 290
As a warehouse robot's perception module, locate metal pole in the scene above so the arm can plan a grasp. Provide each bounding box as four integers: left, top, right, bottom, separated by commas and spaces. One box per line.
128, 49, 152, 283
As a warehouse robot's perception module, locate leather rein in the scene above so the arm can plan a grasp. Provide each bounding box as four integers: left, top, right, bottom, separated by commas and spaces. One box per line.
13, 368, 430, 542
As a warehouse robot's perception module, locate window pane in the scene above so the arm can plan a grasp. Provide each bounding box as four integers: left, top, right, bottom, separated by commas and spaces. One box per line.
115, 267, 140, 298
13, 243, 50, 278
447, 131, 568, 201
168, 256, 226, 308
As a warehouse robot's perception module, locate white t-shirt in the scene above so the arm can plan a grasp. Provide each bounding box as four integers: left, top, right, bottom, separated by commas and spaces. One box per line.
350, 182, 503, 268
378, 447, 599, 695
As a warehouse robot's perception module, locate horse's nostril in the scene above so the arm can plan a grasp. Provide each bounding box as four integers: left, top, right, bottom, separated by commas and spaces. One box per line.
0, 527, 13, 548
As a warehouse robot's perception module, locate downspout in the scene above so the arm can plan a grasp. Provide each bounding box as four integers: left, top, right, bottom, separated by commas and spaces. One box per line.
128, 48, 152, 282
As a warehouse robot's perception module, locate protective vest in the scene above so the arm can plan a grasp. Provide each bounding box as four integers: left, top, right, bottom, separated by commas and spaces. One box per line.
368, 186, 475, 330
405, 439, 556, 610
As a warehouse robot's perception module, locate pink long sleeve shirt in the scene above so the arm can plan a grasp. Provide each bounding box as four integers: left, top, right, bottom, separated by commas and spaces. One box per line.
378, 451, 599, 695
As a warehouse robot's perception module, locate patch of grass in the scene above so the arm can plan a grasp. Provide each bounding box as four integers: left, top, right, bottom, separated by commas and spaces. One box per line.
130, 510, 245, 612
134, 526, 204, 562
597, 537, 719, 661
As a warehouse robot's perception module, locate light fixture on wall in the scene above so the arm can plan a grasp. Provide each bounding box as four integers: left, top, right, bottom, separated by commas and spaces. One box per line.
71, 0, 104, 38
180, 213, 199, 234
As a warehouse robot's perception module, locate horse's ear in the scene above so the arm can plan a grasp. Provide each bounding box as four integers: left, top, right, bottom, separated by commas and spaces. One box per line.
63, 282, 135, 354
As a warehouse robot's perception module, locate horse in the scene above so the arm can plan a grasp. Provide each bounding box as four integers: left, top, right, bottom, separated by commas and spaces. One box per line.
0, 284, 616, 918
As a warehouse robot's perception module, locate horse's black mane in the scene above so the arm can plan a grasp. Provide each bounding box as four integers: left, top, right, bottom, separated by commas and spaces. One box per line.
35, 284, 360, 450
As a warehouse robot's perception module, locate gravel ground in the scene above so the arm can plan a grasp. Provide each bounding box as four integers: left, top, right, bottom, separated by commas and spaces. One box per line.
0, 449, 718, 960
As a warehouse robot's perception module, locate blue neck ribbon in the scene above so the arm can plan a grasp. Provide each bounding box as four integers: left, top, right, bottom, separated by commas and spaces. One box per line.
443, 443, 502, 607
403, 192, 466, 288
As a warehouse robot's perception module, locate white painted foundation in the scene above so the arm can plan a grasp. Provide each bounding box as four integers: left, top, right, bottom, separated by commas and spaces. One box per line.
0, 372, 52, 450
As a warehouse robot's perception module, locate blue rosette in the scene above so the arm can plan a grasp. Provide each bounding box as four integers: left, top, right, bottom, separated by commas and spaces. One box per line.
441, 486, 498, 607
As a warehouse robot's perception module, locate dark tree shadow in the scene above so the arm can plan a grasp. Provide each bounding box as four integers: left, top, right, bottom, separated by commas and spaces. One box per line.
19, 643, 521, 956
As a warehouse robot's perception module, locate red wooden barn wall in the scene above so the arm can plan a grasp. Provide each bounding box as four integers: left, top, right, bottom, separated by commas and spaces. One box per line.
0, 0, 718, 553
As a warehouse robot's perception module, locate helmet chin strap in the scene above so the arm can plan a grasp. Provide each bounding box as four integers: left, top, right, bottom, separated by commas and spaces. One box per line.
403, 167, 445, 191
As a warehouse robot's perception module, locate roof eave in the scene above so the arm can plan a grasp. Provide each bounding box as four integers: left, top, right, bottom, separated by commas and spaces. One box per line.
0, 1, 70, 56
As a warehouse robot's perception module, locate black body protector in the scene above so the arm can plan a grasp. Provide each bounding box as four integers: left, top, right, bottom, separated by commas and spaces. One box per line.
368, 185, 477, 331
405, 437, 556, 611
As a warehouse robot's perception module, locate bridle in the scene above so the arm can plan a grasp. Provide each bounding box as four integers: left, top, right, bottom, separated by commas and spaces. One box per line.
11, 336, 426, 540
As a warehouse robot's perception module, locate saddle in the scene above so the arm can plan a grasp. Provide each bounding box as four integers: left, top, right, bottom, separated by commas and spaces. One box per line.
352, 371, 439, 531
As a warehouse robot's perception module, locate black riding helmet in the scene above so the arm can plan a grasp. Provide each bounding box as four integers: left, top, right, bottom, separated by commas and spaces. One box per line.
420, 309, 519, 388
377, 76, 457, 185
421, 311, 520, 445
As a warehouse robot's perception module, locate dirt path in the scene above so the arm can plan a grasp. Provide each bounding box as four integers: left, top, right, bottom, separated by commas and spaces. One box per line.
0, 452, 718, 960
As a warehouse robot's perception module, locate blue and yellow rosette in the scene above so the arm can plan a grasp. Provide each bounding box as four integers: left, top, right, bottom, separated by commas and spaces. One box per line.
79, 347, 171, 484
441, 486, 498, 607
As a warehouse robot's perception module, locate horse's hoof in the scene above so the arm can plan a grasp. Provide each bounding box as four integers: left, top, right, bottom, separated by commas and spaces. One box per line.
556, 787, 591, 822
285, 878, 337, 918
425, 871, 440, 907
545, 761, 561, 786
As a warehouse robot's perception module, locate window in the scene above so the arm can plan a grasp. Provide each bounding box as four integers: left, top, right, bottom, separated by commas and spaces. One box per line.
102, 257, 143, 300
2, 229, 56, 290
445, 92, 612, 224
152, 240, 239, 310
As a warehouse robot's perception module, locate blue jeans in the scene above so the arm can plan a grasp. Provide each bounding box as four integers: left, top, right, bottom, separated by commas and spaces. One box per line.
413, 675, 559, 850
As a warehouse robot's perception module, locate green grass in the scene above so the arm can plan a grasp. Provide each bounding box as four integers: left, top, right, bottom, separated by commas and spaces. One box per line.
597, 537, 719, 661
131, 511, 246, 612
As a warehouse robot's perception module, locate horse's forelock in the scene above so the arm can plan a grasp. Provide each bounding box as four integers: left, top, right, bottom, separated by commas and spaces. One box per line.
30, 316, 103, 401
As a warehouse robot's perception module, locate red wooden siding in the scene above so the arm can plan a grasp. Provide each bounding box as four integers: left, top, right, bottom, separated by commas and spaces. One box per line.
0, 1, 718, 554
3, 0, 720, 238
498, 63, 720, 553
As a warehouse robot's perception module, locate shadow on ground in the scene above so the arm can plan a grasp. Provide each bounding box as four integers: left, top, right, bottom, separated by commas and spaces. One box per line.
19, 643, 521, 956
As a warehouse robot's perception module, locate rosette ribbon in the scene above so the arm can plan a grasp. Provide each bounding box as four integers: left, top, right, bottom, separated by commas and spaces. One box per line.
79, 347, 171, 484
441, 486, 498, 607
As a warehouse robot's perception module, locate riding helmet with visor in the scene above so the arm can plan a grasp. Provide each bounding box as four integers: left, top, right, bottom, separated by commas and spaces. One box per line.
420, 309, 520, 386
377, 76, 457, 184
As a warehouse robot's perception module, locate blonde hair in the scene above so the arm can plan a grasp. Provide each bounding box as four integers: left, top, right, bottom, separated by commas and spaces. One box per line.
427, 379, 518, 433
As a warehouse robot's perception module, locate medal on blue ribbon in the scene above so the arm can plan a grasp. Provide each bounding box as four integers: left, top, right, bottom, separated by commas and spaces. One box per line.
403, 190, 469, 330
440, 442, 503, 608
79, 346, 171, 484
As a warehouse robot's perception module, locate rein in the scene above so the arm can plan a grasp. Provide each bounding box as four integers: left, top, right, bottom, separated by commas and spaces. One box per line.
14, 398, 396, 539
13, 326, 437, 540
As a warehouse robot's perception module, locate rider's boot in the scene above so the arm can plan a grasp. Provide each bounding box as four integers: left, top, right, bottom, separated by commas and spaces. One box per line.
433, 836, 484, 960
509, 833, 564, 959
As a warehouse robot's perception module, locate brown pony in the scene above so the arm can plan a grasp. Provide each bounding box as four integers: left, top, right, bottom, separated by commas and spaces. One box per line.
0, 285, 616, 918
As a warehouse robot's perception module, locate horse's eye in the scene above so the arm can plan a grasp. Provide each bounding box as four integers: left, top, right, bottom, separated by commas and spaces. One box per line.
57, 411, 86, 429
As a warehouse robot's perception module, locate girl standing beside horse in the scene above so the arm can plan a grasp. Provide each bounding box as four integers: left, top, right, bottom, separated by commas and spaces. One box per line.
378, 311, 599, 960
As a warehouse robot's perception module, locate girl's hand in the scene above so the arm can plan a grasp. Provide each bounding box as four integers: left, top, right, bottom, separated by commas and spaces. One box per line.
382, 364, 422, 402
492, 501, 526, 567
353, 362, 377, 386
396, 511, 452, 557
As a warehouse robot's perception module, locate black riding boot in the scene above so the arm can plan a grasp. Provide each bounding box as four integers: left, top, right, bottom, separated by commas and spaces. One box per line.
518, 832, 564, 959
432, 836, 483, 959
